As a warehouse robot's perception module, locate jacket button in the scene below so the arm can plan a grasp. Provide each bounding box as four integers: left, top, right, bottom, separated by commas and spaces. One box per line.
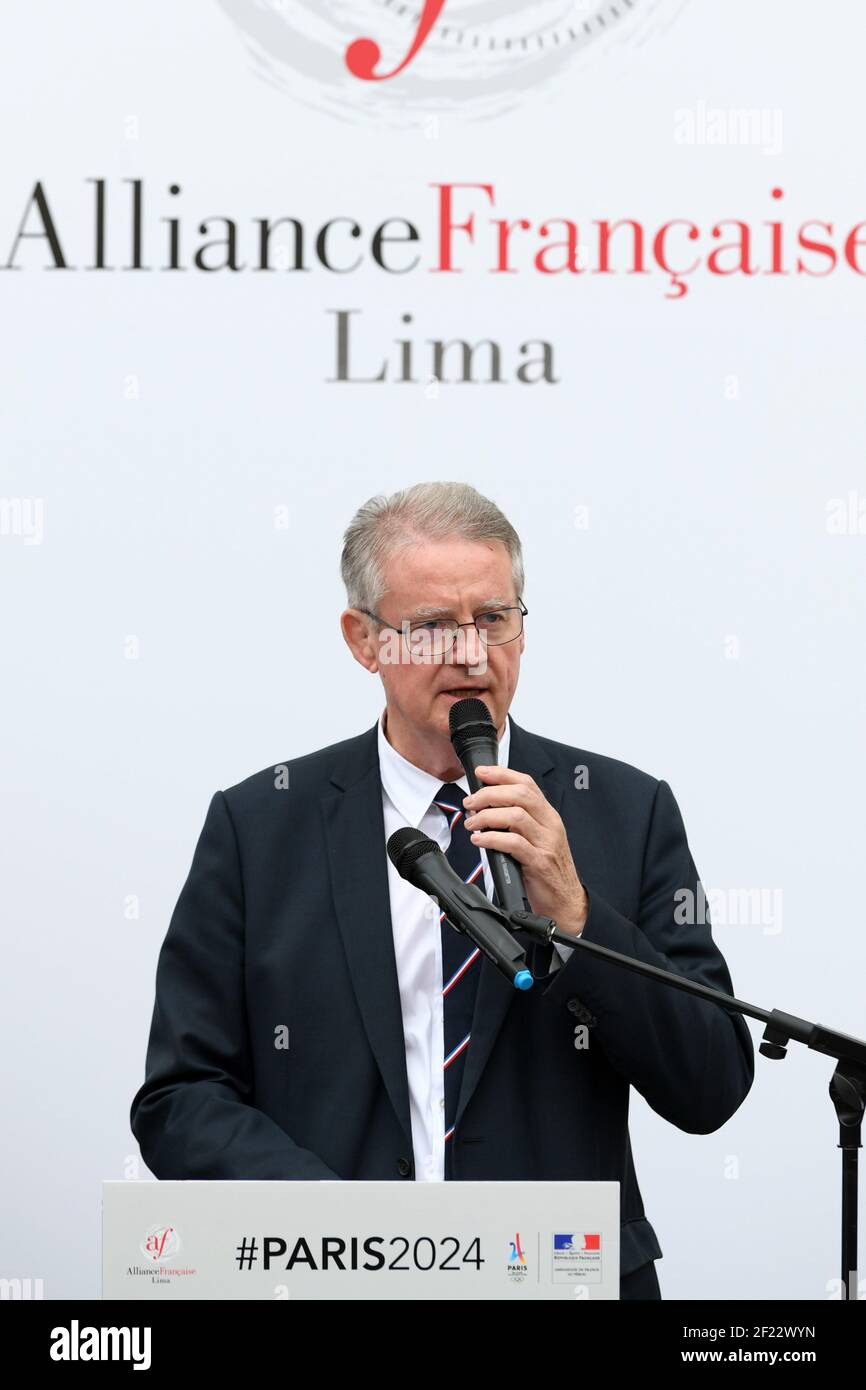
397, 1157, 413, 1177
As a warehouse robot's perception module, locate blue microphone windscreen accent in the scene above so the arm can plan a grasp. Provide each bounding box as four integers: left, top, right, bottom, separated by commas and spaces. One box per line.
514, 970, 533, 991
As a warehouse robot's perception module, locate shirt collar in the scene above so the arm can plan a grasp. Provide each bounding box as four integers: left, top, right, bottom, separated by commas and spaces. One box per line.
377, 706, 511, 829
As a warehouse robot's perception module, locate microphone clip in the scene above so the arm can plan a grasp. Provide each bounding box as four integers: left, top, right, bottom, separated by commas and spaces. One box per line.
508, 909, 558, 941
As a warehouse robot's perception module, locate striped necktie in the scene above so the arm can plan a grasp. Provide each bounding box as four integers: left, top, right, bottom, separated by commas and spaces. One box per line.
432, 781, 485, 1179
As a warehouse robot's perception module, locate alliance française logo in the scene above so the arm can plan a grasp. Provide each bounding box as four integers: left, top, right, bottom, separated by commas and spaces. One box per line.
215, 0, 670, 122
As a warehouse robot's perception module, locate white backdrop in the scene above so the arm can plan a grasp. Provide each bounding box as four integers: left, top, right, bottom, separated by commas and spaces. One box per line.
1, 0, 864, 1300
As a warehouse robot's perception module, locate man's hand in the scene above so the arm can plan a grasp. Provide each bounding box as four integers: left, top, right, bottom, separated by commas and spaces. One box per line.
462, 766, 588, 938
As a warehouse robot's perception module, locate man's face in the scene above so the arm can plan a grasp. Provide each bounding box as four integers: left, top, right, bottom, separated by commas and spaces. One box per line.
365, 535, 524, 745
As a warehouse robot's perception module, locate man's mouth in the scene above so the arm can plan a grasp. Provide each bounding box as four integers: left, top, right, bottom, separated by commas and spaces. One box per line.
441, 687, 488, 697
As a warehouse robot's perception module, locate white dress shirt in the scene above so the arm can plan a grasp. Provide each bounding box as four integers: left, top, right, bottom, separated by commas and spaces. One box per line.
377, 707, 573, 1182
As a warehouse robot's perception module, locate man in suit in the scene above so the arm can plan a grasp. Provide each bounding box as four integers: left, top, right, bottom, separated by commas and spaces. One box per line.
130, 480, 754, 1300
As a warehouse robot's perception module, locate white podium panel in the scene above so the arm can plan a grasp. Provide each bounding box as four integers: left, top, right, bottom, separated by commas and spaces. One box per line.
102, 1180, 621, 1300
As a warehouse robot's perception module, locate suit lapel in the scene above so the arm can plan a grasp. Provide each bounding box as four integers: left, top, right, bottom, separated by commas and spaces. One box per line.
320, 724, 414, 1153
454, 716, 566, 1132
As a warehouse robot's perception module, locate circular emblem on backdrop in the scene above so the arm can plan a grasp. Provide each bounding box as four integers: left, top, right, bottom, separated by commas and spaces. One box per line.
215, 0, 679, 125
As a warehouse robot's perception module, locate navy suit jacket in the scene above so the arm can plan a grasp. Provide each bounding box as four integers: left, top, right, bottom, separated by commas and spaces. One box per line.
130, 716, 754, 1284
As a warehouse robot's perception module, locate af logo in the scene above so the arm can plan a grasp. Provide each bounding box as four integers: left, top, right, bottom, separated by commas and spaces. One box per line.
216, 1, 678, 123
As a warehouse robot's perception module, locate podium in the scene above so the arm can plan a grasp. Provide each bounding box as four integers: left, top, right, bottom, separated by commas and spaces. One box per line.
102, 1180, 622, 1299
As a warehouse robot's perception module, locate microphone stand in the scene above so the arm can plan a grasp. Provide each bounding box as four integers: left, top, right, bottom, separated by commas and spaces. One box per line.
509, 908, 866, 1302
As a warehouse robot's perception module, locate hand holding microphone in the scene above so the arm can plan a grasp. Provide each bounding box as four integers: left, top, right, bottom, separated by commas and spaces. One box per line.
449, 697, 531, 915
449, 698, 589, 940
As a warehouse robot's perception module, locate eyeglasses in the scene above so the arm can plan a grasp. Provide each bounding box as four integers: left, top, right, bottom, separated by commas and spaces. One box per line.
359, 598, 527, 658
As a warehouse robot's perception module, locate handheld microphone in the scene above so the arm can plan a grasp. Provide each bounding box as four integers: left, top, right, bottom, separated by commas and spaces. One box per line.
449, 697, 532, 916
387, 827, 533, 991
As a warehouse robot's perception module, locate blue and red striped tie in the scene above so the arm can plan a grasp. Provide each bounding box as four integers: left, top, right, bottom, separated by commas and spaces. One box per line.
433, 781, 485, 1178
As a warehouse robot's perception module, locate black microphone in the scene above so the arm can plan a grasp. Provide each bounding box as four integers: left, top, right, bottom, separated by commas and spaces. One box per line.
449, 697, 531, 916
387, 827, 533, 991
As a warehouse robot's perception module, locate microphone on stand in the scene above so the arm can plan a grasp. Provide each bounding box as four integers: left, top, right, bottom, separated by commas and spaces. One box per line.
387, 827, 534, 991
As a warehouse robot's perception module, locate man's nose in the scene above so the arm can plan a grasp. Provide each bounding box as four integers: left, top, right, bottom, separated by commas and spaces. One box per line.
446, 622, 487, 672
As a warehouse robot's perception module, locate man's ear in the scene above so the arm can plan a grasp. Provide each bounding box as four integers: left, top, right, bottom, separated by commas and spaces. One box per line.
341, 608, 380, 673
